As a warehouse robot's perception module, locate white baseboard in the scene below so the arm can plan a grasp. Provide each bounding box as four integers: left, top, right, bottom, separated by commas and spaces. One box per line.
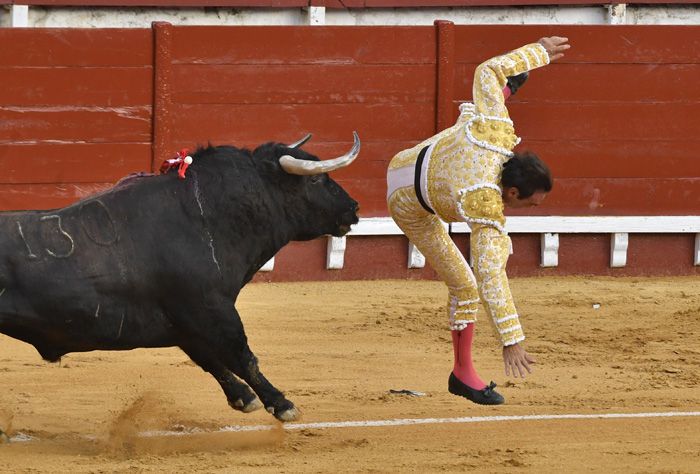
259, 216, 700, 271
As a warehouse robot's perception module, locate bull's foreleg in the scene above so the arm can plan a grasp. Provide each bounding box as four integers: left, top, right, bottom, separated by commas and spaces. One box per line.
179, 340, 263, 413
230, 348, 299, 422
170, 298, 299, 422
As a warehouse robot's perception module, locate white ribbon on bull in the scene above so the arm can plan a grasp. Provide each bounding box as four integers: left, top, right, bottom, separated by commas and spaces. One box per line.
279, 131, 360, 176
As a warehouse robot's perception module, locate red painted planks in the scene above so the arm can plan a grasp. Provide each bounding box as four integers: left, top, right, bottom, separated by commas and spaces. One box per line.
507, 102, 699, 141
153, 21, 174, 172
517, 140, 700, 179
453, 63, 700, 103
0, 143, 151, 184
509, 177, 700, 216
7, 0, 307, 5
172, 63, 435, 105
0, 106, 152, 142
170, 103, 435, 144
0, 23, 697, 238
252, 236, 440, 283
435, 20, 455, 132
555, 233, 700, 276
170, 26, 435, 65
625, 234, 699, 274
335, 177, 387, 217
0, 182, 113, 211
0, 29, 152, 67
252, 234, 699, 282
0, 67, 153, 107
453, 26, 700, 65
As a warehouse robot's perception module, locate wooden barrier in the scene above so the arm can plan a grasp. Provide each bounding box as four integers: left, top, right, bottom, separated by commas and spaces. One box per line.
0, 23, 698, 276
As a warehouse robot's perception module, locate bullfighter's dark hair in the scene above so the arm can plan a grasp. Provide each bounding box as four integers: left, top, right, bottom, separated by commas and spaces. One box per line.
501, 151, 553, 199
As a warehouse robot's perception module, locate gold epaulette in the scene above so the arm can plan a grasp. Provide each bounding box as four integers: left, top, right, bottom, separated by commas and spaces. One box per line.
458, 186, 506, 233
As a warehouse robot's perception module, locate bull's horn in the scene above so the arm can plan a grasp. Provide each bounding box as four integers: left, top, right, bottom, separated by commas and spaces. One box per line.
279, 131, 360, 176
288, 133, 312, 149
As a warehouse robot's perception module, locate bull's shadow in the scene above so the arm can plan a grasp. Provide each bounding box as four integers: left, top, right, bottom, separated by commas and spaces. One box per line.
0, 133, 360, 422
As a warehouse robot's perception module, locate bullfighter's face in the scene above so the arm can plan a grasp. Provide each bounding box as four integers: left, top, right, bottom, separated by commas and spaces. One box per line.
502, 188, 548, 209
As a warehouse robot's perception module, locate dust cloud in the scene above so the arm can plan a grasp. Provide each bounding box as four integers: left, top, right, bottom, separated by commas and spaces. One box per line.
104, 392, 284, 457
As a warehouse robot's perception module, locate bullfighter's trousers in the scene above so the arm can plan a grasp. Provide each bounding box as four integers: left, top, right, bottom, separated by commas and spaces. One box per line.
387, 184, 480, 331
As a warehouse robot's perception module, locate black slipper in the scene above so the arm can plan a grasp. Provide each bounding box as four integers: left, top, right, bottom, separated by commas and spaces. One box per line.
448, 373, 505, 405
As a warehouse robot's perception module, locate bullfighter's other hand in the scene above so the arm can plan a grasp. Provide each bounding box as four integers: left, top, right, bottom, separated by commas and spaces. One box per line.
502, 343, 536, 378
538, 36, 570, 62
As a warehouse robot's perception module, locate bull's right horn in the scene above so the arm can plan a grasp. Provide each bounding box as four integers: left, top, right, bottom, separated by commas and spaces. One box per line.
288, 133, 312, 149
279, 132, 360, 176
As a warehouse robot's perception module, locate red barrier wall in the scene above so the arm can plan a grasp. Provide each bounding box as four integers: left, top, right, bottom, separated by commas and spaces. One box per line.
151, 24, 700, 219
0, 24, 698, 277
0, 28, 153, 209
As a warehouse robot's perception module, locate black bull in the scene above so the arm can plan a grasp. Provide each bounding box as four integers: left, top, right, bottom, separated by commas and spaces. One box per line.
0, 135, 360, 422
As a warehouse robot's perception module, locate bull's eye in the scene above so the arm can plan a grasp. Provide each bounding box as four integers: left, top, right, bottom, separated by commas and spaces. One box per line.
309, 175, 324, 184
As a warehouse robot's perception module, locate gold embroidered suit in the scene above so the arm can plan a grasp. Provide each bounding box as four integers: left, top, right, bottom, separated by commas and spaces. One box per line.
387, 43, 550, 346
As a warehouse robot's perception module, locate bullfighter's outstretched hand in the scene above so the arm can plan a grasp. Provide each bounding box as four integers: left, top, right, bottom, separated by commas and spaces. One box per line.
538, 36, 570, 61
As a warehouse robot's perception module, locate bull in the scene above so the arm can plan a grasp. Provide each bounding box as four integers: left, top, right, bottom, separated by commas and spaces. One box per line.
0, 132, 360, 422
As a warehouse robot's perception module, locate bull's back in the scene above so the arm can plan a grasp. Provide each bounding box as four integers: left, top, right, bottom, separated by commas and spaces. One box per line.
0, 192, 180, 359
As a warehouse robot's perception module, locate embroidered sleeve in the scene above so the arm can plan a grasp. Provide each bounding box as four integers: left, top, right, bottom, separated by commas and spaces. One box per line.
473, 42, 550, 121
470, 225, 525, 346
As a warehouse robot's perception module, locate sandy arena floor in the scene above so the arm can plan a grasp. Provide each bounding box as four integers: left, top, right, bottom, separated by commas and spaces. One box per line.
1, 276, 699, 473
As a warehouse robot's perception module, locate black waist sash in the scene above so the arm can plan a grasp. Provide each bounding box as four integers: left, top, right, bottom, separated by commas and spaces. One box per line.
414, 145, 434, 214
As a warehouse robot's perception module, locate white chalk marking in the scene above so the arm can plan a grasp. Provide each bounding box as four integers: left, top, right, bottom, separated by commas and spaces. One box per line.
140, 411, 700, 437
16, 221, 38, 259
7, 411, 700, 444
40, 215, 75, 258
8, 433, 34, 443
117, 313, 125, 339
192, 174, 222, 274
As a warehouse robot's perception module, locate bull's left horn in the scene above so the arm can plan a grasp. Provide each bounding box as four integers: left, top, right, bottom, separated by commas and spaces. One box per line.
288, 133, 312, 149
279, 131, 360, 176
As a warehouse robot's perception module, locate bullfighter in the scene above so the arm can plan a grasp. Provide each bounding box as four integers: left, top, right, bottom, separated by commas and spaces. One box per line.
386, 36, 570, 404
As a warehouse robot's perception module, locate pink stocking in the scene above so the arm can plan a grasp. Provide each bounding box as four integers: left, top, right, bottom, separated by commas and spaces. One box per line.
451, 324, 487, 390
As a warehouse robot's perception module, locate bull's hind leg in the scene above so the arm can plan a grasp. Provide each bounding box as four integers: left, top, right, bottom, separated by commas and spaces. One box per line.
179, 340, 263, 413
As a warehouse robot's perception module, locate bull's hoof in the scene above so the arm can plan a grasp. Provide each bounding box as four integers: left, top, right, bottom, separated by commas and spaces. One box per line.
229, 396, 263, 413
0, 430, 9, 444
276, 406, 300, 422
241, 398, 264, 413
266, 401, 300, 422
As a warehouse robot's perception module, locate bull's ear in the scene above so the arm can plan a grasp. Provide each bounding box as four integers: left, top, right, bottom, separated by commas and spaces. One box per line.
261, 156, 284, 180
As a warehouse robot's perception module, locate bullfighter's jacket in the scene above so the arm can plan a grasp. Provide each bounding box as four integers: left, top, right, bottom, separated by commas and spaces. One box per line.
387, 42, 550, 346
